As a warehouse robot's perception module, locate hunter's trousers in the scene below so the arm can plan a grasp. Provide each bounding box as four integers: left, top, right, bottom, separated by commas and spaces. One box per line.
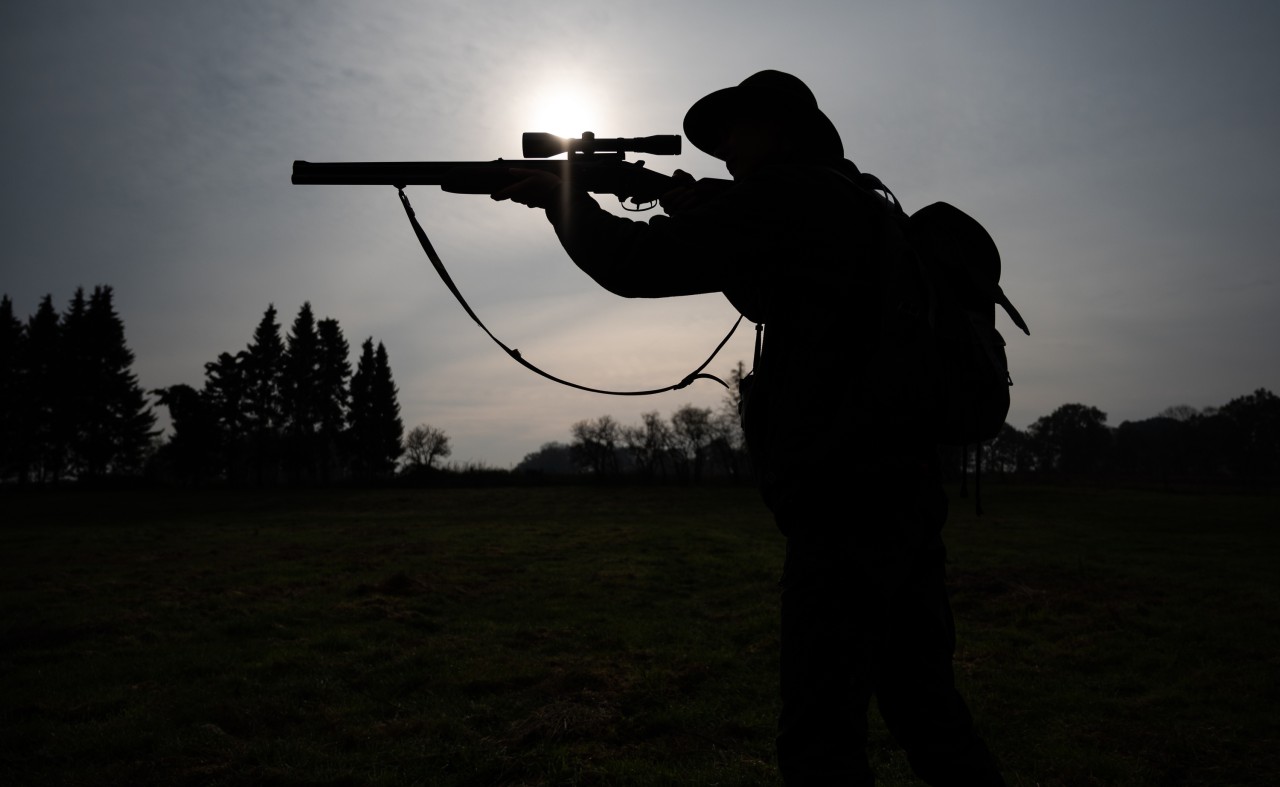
774, 485, 1005, 787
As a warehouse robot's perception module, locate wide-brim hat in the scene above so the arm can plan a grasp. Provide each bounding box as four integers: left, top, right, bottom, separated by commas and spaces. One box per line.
683, 70, 843, 160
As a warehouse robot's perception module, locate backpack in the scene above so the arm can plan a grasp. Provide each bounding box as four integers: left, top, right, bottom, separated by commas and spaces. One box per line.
834, 169, 1028, 452
862, 184, 1029, 514
740, 169, 1029, 448
904, 200, 1030, 447
734, 167, 1027, 511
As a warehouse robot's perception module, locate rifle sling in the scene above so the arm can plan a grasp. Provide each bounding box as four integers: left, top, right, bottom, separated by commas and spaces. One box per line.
396, 188, 738, 395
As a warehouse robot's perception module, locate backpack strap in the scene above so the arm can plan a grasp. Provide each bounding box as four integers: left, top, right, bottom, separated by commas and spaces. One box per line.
822, 165, 903, 215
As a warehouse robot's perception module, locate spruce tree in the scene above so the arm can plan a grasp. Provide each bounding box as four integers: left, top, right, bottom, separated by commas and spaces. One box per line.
282, 302, 321, 481
372, 341, 405, 471
58, 289, 93, 476
241, 305, 285, 484
349, 338, 404, 479
348, 338, 377, 480
203, 351, 248, 483
0, 296, 26, 482
72, 286, 157, 477
24, 296, 64, 483
316, 317, 351, 481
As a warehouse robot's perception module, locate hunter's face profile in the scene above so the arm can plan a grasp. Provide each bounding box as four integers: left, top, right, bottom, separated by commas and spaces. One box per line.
715, 115, 790, 179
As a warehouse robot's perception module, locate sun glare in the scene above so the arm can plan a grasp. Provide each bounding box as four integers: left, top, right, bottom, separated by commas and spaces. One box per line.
530, 87, 600, 139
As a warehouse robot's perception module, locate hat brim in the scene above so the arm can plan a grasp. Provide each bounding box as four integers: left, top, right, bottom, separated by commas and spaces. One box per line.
683, 85, 843, 161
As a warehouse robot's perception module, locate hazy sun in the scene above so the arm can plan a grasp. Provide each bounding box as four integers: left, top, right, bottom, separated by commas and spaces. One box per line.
529, 86, 601, 139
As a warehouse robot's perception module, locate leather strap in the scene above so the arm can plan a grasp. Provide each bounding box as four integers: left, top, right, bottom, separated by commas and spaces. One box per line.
396, 188, 739, 395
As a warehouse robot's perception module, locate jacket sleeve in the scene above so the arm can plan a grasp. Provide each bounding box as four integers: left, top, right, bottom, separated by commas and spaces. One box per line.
542, 175, 788, 304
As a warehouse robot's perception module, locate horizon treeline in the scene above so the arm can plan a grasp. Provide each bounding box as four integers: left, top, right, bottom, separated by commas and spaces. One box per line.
1, 291, 405, 487
520, 381, 1280, 488
978, 392, 1280, 486
516, 362, 752, 482
3, 288, 1276, 489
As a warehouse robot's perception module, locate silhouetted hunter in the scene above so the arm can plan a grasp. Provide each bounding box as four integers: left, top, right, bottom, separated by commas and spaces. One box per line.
492, 70, 1008, 786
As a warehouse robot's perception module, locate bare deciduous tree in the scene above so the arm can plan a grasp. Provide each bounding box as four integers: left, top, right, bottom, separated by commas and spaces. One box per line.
404, 424, 451, 470
622, 411, 673, 479
670, 404, 714, 481
571, 415, 621, 475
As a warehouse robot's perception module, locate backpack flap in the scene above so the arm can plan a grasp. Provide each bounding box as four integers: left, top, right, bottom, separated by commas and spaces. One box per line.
993, 283, 1030, 336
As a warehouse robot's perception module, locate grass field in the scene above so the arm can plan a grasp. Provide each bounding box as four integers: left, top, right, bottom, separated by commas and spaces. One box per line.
1, 482, 1277, 786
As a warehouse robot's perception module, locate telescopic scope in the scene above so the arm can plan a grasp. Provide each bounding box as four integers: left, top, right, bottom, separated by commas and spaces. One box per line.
522, 132, 682, 158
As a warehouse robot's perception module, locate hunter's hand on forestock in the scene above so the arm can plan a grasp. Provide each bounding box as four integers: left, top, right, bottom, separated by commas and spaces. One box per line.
659, 170, 732, 216
491, 168, 561, 209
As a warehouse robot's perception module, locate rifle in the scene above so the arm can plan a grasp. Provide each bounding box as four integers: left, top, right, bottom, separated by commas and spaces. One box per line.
292, 132, 683, 209
290, 131, 742, 395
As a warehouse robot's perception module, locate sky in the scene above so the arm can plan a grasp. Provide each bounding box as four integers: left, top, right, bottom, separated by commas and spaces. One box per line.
3, 1, 1278, 469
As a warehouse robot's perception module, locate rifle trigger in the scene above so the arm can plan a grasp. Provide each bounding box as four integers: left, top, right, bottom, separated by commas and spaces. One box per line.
624, 198, 657, 212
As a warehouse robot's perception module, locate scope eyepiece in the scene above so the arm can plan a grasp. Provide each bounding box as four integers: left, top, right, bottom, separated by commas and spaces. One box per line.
522, 132, 682, 158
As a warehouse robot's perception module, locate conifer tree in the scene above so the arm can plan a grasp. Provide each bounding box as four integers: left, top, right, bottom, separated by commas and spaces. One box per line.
0, 296, 26, 481
315, 317, 351, 481
202, 351, 248, 482
59, 289, 92, 475
372, 341, 405, 469
38, 291, 89, 478
282, 302, 321, 481
348, 338, 404, 479
24, 296, 64, 483
348, 338, 377, 479
102, 286, 157, 474
69, 286, 157, 477
241, 305, 285, 484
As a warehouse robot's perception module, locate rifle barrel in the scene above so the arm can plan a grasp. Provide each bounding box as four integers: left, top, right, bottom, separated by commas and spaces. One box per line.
291, 158, 678, 202
291, 161, 462, 186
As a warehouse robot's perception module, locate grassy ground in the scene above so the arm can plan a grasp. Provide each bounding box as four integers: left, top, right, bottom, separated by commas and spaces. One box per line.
1, 482, 1276, 786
